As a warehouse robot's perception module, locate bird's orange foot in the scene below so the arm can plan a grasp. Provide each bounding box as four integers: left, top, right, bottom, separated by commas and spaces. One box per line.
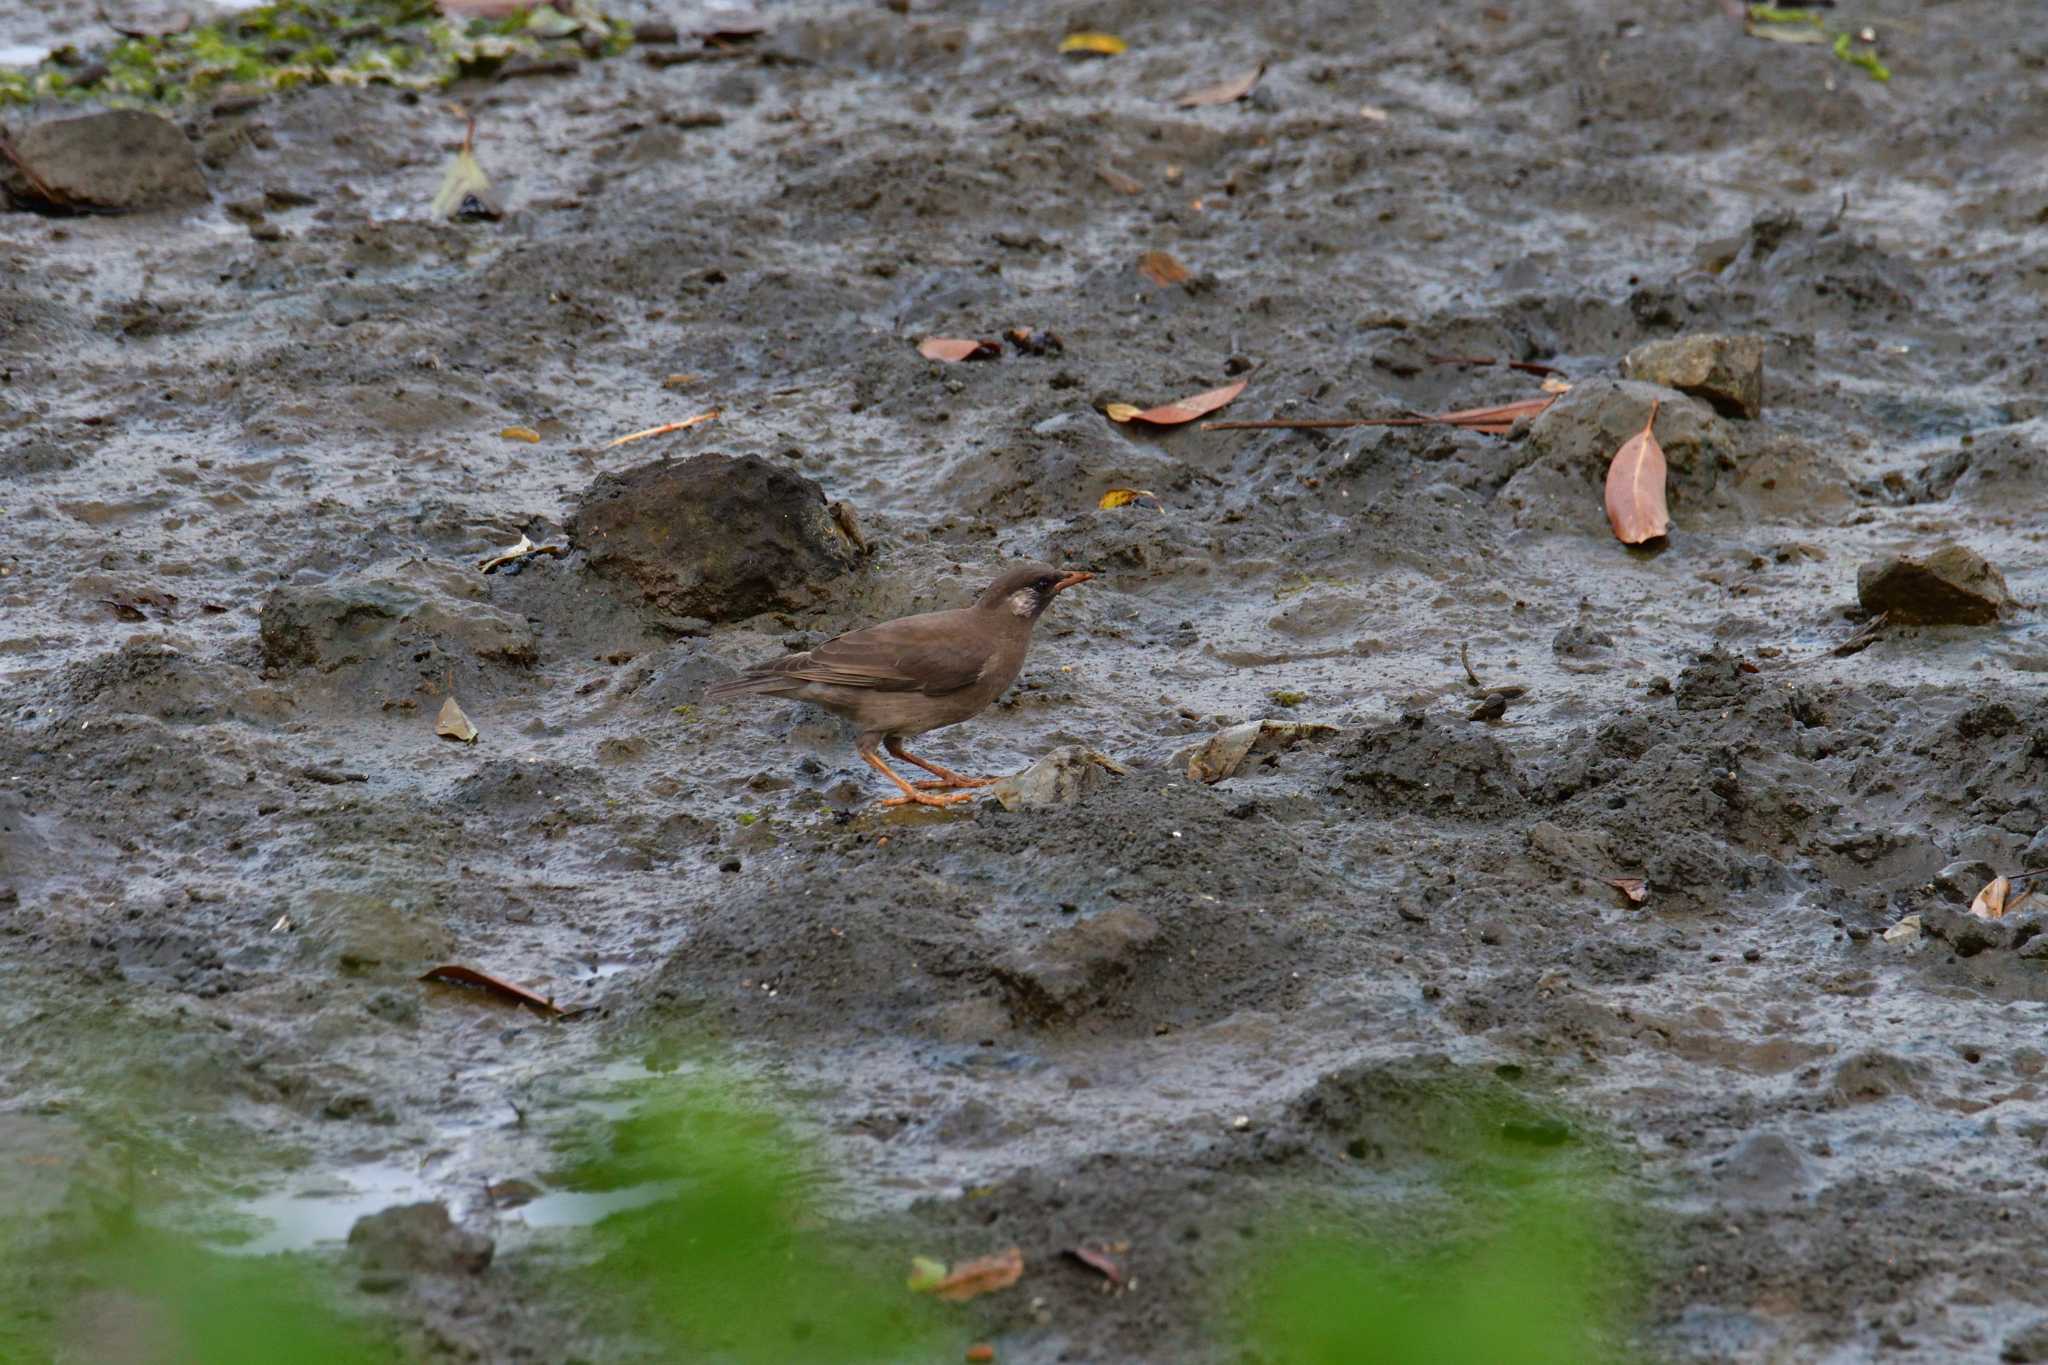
909, 776, 999, 791
879, 787, 982, 808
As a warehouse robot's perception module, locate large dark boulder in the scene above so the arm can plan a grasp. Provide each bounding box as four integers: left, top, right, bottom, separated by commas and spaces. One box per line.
568, 453, 863, 622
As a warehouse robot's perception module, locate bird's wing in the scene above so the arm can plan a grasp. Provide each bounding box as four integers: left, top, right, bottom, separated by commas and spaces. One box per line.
743, 609, 993, 696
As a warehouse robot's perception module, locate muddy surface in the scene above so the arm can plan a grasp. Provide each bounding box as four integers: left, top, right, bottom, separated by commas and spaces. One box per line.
6, 0, 2048, 1359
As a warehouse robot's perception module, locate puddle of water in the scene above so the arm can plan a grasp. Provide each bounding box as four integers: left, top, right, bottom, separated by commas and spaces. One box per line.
215, 1160, 434, 1257
516, 1180, 683, 1228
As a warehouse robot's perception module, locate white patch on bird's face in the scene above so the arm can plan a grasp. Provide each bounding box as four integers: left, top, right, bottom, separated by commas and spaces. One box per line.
1008, 588, 1039, 618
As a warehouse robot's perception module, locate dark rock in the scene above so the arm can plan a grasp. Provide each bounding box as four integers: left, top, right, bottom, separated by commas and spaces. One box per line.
1330, 714, 1525, 819
346, 1201, 492, 1274
994, 907, 1160, 1024
1919, 905, 2009, 957
1932, 859, 1996, 904
2004, 1318, 2048, 1363
260, 559, 536, 673
1552, 622, 1615, 657
2025, 828, 2048, 871
568, 454, 863, 623
1622, 333, 1765, 419
1856, 543, 2015, 625
2, 111, 207, 213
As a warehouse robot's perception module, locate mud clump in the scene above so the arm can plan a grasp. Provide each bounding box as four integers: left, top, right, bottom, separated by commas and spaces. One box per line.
348, 1202, 493, 1277
1623, 333, 1765, 420
2, 111, 207, 212
568, 453, 864, 623
1500, 380, 1729, 533
260, 560, 537, 674
1856, 543, 2015, 625
993, 906, 1159, 1024
1329, 715, 1526, 819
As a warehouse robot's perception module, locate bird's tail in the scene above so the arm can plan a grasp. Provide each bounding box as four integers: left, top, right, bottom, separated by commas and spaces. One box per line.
702, 674, 793, 703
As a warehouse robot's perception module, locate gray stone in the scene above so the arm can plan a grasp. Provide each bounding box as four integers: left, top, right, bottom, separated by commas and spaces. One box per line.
1856, 543, 2015, 625
260, 559, 538, 672
568, 453, 863, 623
1623, 333, 1765, 419
987, 745, 1127, 809
2, 111, 207, 213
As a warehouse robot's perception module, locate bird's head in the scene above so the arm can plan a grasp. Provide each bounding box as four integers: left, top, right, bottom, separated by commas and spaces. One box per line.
976, 561, 1094, 621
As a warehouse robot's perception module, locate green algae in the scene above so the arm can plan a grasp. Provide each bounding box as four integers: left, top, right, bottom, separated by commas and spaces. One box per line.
0, 0, 630, 108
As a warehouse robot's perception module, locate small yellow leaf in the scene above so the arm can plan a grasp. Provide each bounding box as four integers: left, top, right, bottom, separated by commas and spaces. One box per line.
436, 696, 479, 744
1098, 488, 1157, 510
1540, 376, 1574, 394
1104, 403, 1142, 423
906, 1256, 948, 1292
1058, 31, 1125, 55
501, 426, 541, 443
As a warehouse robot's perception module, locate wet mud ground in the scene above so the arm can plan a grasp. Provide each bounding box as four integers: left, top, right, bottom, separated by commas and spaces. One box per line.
6, 0, 2048, 1359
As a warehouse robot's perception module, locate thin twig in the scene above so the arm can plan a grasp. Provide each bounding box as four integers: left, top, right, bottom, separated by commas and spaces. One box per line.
1459, 641, 1481, 688
1426, 353, 1564, 377
1202, 418, 1376, 431
606, 408, 721, 448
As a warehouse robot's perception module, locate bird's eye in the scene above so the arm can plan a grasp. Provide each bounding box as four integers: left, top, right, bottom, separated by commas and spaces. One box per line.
1037, 577, 1055, 590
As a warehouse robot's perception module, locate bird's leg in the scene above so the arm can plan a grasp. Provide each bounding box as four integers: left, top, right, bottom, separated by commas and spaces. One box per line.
886, 736, 998, 790
861, 749, 978, 808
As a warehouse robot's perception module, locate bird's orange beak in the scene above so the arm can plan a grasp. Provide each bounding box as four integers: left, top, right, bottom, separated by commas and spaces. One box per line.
1052, 570, 1095, 593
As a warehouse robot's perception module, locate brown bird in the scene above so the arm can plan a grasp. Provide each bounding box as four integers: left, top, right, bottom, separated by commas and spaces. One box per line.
703, 562, 1093, 807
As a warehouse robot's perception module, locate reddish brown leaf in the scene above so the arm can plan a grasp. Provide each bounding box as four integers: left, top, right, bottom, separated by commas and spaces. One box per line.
1604, 877, 1649, 904
966, 1347, 995, 1364
421, 964, 569, 1017
918, 337, 1001, 363
1063, 1243, 1126, 1286
1106, 379, 1247, 427
1136, 250, 1190, 287
918, 1247, 1024, 1302
1603, 399, 1669, 544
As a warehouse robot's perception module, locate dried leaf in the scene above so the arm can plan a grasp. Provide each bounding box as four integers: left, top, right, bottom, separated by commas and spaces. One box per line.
1137, 250, 1191, 287
918, 337, 1001, 363
1063, 1243, 1126, 1286
966, 1347, 995, 1364
1604, 877, 1649, 904
436, 696, 479, 744
1058, 31, 1125, 56
662, 372, 701, 388
1007, 326, 1063, 355
606, 409, 721, 448
1603, 399, 1669, 544
431, 119, 500, 222
1970, 876, 2014, 920
1358, 103, 1390, 123
1096, 163, 1142, 194
501, 425, 541, 443
478, 534, 568, 574
1106, 379, 1247, 427
1098, 488, 1160, 510
421, 964, 566, 1016
1176, 62, 1265, 107
1186, 720, 1337, 783
1540, 376, 1574, 394
99, 589, 178, 622
914, 1247, 1024, 1302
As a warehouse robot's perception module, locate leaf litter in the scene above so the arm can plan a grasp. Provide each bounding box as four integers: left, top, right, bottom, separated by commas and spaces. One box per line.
478, 534, 568, 574
1969, 874, 2037, 921
1098, 489, 1163, 511
1603, 399, 1669, 544
1176, 62, 1264, 107
907, 1246, 1024, 1301
430, 115, 501, 222
436, 695, 479, 743
421, 963, 572, 1016
918, 337, 1001, 363
1105, 378, 1246, 426
1137, 250, 1191, 287
1058, 31, 1125, 56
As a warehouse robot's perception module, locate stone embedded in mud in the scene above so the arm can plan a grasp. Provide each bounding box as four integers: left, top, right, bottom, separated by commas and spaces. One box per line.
987, 745, 1126, 810
993, 907, 1160, 1025
1622, 334, 1765, 420
567, 453, 863, 623
1500, 379, 1727, 535
1, 111, 207, 213
347, 1201, 493, 1275
1856, 543, 2015, 626
260, 561, 539, 673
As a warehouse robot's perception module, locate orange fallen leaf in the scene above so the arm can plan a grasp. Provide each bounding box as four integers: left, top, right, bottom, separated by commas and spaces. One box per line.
500, 425, 541, 443
1603, 398, 1669, 544
918, 337, 1001, 363
1098, 488, 1160, 510
421, 964, 567, 1016
1604, 876, 1649, 904
1969, 876, 2033, 920
1137, 250, 1190, 287
914, 1247, 1024, 1302
1176, 62, 1265, 107
1106, 379, 1247, 427
966, 1347, 995, 1364
606, 409, 721, 448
